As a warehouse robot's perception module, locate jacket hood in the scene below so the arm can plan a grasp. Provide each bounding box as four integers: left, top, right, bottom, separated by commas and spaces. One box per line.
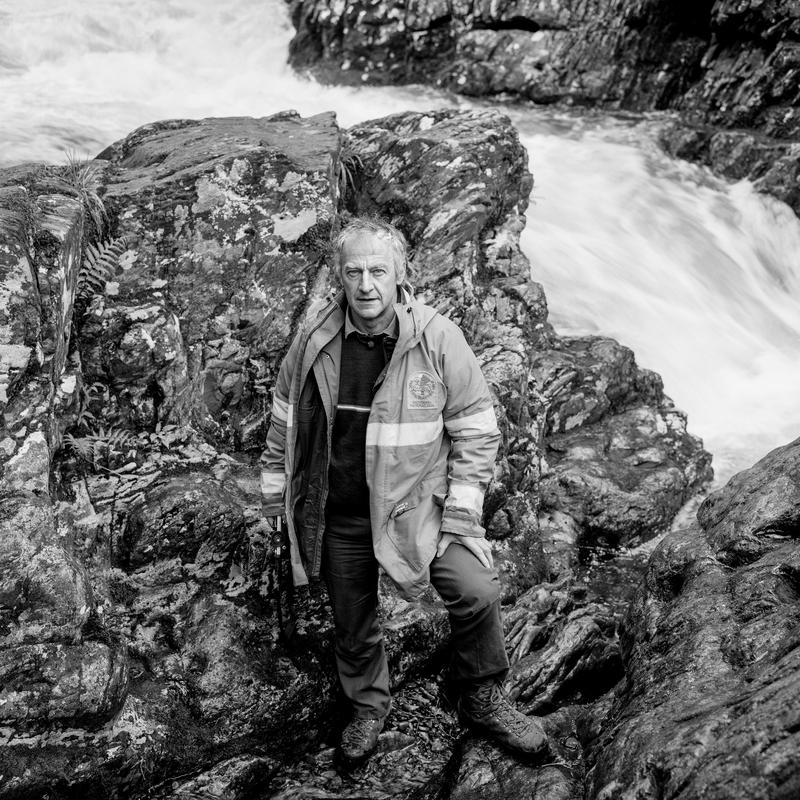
395, 282, 438, 351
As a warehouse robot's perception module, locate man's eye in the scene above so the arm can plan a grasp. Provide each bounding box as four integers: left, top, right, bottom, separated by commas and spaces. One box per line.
372, 268, 386, 276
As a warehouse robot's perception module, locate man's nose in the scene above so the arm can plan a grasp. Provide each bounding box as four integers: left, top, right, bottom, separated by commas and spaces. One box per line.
359, 268, 373, 292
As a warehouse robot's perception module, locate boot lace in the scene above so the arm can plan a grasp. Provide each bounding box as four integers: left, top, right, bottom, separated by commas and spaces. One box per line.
342, 717, 380, 748
475, 682, 533, 736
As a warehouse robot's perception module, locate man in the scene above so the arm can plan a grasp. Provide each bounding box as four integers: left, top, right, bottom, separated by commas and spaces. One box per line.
260, 218, 547, 765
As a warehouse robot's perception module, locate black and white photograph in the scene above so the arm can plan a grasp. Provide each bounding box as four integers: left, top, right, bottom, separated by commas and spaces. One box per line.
1, 1, 799, 798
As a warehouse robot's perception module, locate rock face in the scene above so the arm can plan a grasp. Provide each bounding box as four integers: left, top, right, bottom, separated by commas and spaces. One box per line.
287, 0, 800, 215
0, 109, 712, 798
588, 437, 800, 799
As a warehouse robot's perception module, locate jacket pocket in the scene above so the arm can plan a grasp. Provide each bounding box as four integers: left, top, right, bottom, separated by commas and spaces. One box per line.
386, 474, 447, 570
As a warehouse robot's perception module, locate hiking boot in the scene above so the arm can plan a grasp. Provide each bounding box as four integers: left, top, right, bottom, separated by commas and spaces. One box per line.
460, 678, 548, 757
339, 716, 386, 766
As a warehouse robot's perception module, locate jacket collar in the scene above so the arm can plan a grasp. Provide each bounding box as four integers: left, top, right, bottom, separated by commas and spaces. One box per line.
310, 285, 438, 355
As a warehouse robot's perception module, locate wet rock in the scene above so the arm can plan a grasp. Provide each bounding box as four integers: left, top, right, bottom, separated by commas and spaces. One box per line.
381, 580, 450, 681
512, 606, 622, 714
0, 488, 99, 646
504, 581, 622, 714
79, 301, 188, 431
288, 0, 800, 215
541, 402, 709, 548
0, 168, 83, 451
0, 118, 341, 796
264, 676, 460, 799
660, 123, 800, 216
163, 755, 279, 800
119, 474, 247, 570
586, 437, 800, 799
697, 435, 800, 566
0, 640, 127, 726
451, 708, 584, 800
0, 164, 132, 750
535, 336, 711, 551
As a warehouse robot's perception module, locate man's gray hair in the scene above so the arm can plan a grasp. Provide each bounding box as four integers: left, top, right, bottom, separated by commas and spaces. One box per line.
332, 217, 408, 278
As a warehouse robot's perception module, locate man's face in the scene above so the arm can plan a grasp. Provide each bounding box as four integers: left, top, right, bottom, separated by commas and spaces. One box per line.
339, 231, 403, 333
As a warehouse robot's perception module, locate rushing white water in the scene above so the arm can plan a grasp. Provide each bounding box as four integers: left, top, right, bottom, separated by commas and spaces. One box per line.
2, 0, 799, 484
510, 111, 800, 483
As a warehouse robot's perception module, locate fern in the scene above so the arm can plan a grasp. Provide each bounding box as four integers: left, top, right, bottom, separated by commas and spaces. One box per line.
63, 432, 95, 462
77, 235, 131, 299
64, 426, 137, 471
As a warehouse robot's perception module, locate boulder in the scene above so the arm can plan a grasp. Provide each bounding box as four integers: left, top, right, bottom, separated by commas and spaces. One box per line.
586, 437, 800, 799
119, 474, 247, 570
89, 113, 341, 448
697, 436, 800, 566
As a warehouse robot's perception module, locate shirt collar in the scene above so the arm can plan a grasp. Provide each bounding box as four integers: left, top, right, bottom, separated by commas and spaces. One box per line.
344, 307, 399, 340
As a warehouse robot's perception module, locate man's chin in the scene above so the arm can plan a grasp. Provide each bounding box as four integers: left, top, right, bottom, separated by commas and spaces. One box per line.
353, 303, 384, 318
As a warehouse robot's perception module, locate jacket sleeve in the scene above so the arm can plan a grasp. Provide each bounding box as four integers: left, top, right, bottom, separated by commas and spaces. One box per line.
439, 325, 502, 538
259, 330, 303, 516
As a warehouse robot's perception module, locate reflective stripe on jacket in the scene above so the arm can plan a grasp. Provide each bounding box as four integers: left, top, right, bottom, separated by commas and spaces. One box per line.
259, 289, 501, 599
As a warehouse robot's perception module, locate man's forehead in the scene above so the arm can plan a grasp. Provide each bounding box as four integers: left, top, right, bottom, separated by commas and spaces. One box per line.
344, 229, 393, 245
341, 232, 396, 257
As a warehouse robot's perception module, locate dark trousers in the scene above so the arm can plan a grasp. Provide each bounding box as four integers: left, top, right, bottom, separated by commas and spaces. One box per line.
322, 512, 510, 719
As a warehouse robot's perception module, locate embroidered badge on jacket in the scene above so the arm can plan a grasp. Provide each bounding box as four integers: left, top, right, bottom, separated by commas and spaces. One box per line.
407, 371, 439, 409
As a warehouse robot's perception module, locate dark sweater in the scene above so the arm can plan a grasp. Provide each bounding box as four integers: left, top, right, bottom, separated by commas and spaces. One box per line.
327, 328, 396, 516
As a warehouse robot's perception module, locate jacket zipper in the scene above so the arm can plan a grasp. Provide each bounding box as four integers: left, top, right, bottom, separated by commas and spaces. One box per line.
293, 301, 340, 579
311, 348, 337, 577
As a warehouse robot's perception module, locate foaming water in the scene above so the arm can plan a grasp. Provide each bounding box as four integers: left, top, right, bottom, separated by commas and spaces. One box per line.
514, 113, 800, 484
2, 0, 798, 484
0, 0, 452, 164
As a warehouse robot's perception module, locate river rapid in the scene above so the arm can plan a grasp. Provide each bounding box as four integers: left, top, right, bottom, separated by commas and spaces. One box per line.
2, 0, 799, 485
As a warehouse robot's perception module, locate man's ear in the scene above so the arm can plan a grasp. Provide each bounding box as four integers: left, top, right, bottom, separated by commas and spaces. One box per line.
394, 257, 407, 284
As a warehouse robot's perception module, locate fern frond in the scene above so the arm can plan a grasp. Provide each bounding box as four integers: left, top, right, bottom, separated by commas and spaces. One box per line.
77, 236, 131, 299
106, 428, 135, 452
64, 432, 95, 462
65, 426, 136, 466
76, 408, 97, 431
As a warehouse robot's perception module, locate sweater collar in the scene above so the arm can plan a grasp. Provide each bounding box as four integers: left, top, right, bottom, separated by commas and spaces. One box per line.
344, 308, 399, 340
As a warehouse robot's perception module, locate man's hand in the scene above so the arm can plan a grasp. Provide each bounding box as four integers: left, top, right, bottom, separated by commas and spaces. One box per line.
436, 532, 494, 570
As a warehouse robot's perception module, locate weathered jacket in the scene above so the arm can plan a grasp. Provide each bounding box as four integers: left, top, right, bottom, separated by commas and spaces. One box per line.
260, 289, 501, 599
